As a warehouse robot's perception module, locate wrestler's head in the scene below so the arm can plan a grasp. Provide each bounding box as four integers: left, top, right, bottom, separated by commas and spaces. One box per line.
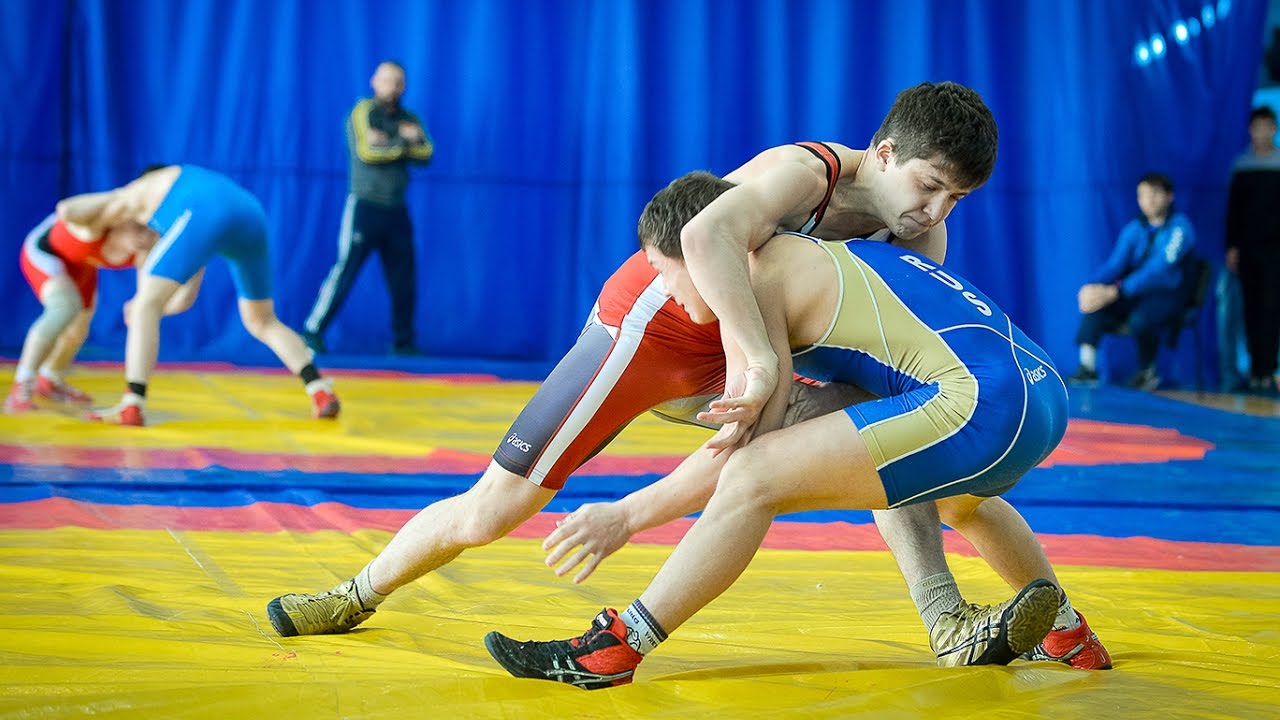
102, 220, 158, 264
637, 171, 735, 324
867, 81, 997, 239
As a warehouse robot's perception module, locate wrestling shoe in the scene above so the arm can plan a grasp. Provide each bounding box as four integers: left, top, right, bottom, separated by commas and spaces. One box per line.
266, 579, 374, 637
86, 398, 145, 426
484, 608, 643, 690
1022, 611, 1112, 670
35, 375, 93, 404
930, 578, 1058, 667
310, 386, 341, 419
4, 381, 35, 412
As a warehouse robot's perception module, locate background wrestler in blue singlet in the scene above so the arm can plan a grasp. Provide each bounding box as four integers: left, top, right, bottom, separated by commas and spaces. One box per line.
56, 165, 341, 426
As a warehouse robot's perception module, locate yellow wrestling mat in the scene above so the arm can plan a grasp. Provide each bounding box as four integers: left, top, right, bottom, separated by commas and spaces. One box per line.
1, 364, 1278, 718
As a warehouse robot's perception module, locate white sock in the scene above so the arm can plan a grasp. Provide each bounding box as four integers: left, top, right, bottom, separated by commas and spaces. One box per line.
619, 600, 668, 655
14, 367, 35, 384
38, 367, 63, 383
910, 572, 964, 631
1054, 593, 1081, 631
122, 392, 145, 408
305, 378, 332, 396
353, 563, 388, 611
1079, 345, 1097, 371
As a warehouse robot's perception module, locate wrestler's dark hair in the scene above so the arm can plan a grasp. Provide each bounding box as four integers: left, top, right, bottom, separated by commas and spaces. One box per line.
637, 171, 736, 260
869, 81, 998, 190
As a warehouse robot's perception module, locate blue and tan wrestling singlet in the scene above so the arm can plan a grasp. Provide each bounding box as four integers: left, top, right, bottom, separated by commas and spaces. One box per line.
0, 360, 1276, 717
788, 236, 1067, 506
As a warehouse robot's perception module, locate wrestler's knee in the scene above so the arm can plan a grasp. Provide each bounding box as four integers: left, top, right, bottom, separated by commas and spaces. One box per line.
715, 445, 781, 511
32, 289, 81, 337
454, 464, 549, 546
936, 494, 985, 529
61, 311, 92, 342
237, 300, 276, 338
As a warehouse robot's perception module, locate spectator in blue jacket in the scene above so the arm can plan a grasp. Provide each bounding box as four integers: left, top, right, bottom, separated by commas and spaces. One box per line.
1068, 172, 1196, 390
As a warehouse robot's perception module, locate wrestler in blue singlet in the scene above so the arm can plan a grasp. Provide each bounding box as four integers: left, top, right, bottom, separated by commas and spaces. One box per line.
143, 166, 273, 300
789, 235, 1069, 507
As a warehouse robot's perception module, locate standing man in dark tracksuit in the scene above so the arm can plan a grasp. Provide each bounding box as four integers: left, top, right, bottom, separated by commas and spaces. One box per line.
1225, 106, 1280, 396
305, 60, 433, 355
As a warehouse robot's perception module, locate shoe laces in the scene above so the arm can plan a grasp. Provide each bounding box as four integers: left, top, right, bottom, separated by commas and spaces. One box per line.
965, 602, 1002, 639
931, 600, 1004, 657
527, 614, 617, 658
295, 581, 367, 627
569, 622, 607, 650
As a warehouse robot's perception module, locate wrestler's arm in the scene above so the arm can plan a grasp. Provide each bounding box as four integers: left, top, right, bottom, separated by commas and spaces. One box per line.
544, 331, 789, 581
747, 253, 795, 436
700, 247, 794, 447
681, 154, 828, 423
545, 379, 871, 582
547, 247, 800, 580
57, 186, 144, 236
543, 444, 729, 581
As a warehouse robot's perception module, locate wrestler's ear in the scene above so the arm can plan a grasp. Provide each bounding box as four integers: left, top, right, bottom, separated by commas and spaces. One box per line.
873, 139, 896, 170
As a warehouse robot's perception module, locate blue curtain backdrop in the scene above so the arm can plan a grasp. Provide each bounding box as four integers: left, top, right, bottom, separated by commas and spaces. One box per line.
0, 0, 1266, 383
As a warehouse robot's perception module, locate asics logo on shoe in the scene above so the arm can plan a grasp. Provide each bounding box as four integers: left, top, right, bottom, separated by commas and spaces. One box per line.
936, 615, 999, 664
506, 433, 533, 453
536, 652, 634, 688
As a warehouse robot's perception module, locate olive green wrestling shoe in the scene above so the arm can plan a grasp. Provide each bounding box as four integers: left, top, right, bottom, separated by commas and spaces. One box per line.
266, 579, 375, 637
930, 578, 1058, 667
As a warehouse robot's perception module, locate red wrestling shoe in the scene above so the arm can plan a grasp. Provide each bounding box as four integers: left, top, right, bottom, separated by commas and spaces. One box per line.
311, 387, 340, 419
484, 608, 644, 690
86, 399, 145, 426
4, 381, 35, 412
35, 376, 93, 404
1022, 611, 1113, 670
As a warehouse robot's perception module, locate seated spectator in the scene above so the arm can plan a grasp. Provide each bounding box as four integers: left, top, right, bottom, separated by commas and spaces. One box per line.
1068, 172, 1196, 390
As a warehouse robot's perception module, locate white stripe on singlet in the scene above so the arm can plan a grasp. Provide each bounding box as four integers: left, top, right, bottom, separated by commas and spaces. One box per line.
142, 210, 194, 275
527, 273, 671, 484
21, 212, 63, 277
